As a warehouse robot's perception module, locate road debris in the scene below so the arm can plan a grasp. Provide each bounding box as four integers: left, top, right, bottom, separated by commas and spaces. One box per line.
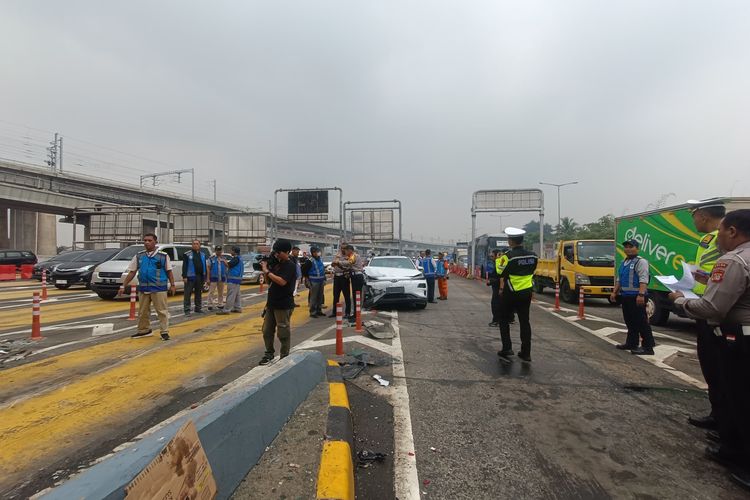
373, 374, 390, 387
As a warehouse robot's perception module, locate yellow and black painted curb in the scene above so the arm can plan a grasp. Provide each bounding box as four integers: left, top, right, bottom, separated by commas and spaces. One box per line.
316, 360, 355, 500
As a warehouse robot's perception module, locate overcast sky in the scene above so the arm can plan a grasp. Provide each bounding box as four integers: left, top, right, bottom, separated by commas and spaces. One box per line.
1, 1, 749, 243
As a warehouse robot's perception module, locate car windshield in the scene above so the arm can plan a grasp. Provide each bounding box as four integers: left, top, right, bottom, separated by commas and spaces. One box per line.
77, 250, 118, 263
49, 252, 79, 262
577, 242, 615, 267
113, 245, 145, 261
368, 257, 416, 270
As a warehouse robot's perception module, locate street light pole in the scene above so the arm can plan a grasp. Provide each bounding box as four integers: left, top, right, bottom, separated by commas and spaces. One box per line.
539, 181, 578, 234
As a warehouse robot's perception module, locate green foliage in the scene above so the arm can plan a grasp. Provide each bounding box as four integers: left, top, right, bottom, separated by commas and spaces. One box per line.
521, 214, 615, 242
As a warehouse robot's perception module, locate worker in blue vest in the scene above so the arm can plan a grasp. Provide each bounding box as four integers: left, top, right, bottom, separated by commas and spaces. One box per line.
121, 233, 176, 341
207, 245, 228, 311
182, 239, 209, 315
219, 246, 244, 314
610, 239, 655, 355
302, 245, 327, 317
420, 249, 437, 303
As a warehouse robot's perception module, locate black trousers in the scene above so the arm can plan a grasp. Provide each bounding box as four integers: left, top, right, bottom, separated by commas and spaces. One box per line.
350, 274, 365, 308
620, 296, 655, 348
696, 320, 725, 420
425, 276, 436, 302
183, 277, 204, 313
499, 289, 532, 356
333, 275, 352, 316
717, 331, 750, 464
490, 282, 501, 323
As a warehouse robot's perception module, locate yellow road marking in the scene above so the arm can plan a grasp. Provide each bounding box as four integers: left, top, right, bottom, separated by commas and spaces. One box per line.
0, 298, 316, 485
329, 382, 350, 409
0, 288, 88, 300
0, 284, 261, 328
317, 441, 355, 500
0, 300, 268, 403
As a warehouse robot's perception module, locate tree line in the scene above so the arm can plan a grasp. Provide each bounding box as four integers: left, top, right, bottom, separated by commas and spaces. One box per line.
522, 214, 615, 245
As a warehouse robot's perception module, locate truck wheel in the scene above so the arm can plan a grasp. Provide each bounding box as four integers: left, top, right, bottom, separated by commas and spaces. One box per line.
532, 277, 544, 293
97, 291, 118, 300
647, 294, 670, 326
560, 280, 577, 304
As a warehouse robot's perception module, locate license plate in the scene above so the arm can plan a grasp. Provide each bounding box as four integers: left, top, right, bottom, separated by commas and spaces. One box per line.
56, 279, 67, 284
386, 286, 404, 294
602, 288, 613, 292
103, 279, 118, 284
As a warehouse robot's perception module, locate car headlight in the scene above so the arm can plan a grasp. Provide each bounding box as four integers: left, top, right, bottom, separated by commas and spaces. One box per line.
575, 273, 591, 285
77, 265, 95, 272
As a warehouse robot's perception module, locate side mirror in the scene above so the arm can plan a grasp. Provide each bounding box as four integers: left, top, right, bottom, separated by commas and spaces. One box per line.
418, 266, 424, 271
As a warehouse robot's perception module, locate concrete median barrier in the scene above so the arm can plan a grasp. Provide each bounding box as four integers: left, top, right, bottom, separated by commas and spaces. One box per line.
316, 360, 355, 500
38, 350, 326, 500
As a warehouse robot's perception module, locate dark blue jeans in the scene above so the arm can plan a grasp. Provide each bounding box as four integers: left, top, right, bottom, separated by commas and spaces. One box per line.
425, 276, 436, 302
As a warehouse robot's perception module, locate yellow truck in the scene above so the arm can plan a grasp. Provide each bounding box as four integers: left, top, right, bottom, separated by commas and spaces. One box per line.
533, 240, 616, 303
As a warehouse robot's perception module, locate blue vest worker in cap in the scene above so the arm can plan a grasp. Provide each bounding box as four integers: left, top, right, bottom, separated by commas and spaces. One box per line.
496, 227, 538, 362
218, 246, 244, 315
611, 238, 656, 355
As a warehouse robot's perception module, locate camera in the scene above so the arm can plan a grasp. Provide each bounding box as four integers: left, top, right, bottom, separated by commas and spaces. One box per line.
253, 252, 280, 271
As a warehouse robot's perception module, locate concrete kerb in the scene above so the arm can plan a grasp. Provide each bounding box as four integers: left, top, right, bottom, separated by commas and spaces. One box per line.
316, 360, 355, 500
37, 350, 326, 500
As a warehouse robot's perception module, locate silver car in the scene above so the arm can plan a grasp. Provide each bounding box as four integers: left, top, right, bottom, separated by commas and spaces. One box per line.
364, 256, 428, 309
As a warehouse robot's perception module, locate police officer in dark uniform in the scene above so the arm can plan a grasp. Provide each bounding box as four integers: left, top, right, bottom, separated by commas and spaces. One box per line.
496, 228, 538, 362
669, 209, 750, 490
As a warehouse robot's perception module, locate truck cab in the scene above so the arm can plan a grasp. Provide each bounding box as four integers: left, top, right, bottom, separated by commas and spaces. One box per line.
534, 240, 615, 303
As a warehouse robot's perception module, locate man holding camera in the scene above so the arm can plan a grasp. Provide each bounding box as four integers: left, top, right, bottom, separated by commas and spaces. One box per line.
259, 239, 298, 366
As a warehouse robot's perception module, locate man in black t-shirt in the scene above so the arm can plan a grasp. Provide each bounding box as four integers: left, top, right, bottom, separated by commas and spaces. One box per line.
259, 239, 298, 365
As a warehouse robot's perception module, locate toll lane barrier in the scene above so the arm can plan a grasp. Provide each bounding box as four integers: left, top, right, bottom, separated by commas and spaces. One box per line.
20, 265, 34, 279
0, 265, 15, 281
317, 360, 355, 500
40, 350, 326, 500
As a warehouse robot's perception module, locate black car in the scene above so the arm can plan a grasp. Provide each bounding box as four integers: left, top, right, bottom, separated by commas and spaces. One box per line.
32, 250, 90, 280
51, 249, 120, 289
0, 249, 38, 268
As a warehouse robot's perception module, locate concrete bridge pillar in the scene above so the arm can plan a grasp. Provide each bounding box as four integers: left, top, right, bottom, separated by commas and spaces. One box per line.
0, 208, 10, 248
8, 209, 58, 256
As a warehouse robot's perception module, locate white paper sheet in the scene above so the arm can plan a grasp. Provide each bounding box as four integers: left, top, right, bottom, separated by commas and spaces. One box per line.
655, 262, 699, 299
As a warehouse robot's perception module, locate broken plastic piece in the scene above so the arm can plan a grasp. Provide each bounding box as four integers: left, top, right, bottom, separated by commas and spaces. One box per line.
357, 450, 387, 462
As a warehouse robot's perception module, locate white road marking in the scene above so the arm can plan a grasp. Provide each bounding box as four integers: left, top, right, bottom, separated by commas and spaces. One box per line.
390, 312, 422, 500
538, 305, 707, 390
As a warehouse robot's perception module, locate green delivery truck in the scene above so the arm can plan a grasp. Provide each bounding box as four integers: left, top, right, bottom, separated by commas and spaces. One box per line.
614, 197, 750, 325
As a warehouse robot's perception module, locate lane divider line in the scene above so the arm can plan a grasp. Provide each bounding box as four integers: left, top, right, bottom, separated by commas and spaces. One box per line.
317, 360, 355, 500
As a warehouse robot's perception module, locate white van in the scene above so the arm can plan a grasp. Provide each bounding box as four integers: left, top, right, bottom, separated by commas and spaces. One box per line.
90, 243, 211, 299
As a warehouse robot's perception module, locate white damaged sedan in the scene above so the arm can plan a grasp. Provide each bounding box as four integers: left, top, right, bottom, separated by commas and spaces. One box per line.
363, 256, 428, 309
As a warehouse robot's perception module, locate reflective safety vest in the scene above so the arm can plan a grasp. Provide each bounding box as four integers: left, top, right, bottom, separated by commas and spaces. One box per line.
227, 255, 244, 284
694, 230, 720, 295
618, 257, 647, 296
137, 251, 169, 293
309, 258, 326, 283
436, 259, 448, 277
209, 255, 227, 283
496, 247, 538, 292
421, 257, 436, 277
185, 250, 207, 280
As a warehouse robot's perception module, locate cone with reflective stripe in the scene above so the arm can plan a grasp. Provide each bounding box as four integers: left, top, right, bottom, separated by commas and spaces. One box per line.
259, 274, 265, 293
355, 291, 363, 333
41, 269, 48, 300
128, 283, 137, 320
31, 291, 43, 340
554, 281, 560, 311
335, 302, 344, 355
578, 287, 585, 319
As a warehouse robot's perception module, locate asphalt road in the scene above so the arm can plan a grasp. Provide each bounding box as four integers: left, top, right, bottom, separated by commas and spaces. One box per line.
2, 276, 746, 499
394, 277, 744, 499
